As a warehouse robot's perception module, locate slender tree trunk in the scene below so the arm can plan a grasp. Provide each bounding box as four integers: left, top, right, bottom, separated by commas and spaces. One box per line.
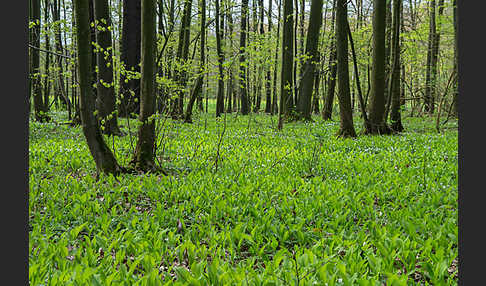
31, 0, 49, 122
335, 0, 356, 137
428, 0, 444, 115
452, 0, 458, 117
264, 0, 273, 113
93, 0, 122, 135
322, 0, 337, 120
215, 0, 225, 117
53, 0, 72, 119
271, 0, 282, 115
43, 0, 51, 113
185, 0, 206, 122
384, 0, 392, 111
239, 0, 250, 114
119, 0, 141, 118
73, 0, 121, 175
388, 0, 404, 132
424, 0, 435, 114
297, 0, 322, 121
132, 0, 157, 171
253, 0, 265, 113
277, 0, 295, 129
226, 3, 235, 113
364, 0, 391, 134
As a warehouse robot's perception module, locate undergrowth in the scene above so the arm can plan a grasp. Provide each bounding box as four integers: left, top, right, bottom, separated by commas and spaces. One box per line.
29, 110, 458, 285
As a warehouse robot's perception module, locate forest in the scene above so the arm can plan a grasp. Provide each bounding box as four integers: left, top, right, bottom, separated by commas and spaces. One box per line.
29, 0, 458, 284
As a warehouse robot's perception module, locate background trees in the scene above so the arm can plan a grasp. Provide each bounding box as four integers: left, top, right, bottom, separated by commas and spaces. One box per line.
30, 0, 458, 138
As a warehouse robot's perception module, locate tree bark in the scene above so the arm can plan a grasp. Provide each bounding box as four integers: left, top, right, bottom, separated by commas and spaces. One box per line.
185, 0, 206, 122
93, 0, 122, 135
132, 0, 157, 171
119, 0, 141, 118
239, 0, 250, 114
271, 0, 282, 115
277, 0, 295, 129
388, 0, 404, 132
73, 0, 121, 174
297, 0, 323, 121
31, 0, 49, 122
322, 0, 337, 120
215, 0, 225, 117
452, 0, 458, 117
335, 0, 356, 137
364, 0, 391, 134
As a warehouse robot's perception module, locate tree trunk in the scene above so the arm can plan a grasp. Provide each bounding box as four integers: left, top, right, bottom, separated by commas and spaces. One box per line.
215, 0, 225, 117
226, 3, 235, 113
388, 0, 404, 132
119, 0, 141, 118
271, 0, 282, 115
31, 0, 49, 122
239, 0, 250, 114
364, 0, 391, 134
335, 0, 356, 137
132, 0, 157, 171
264, 0, 273, 113
184, 0, 206, 122
73, 0, 121, 175
322, 0, 337, 120
424, 0, 436, 114
277, 0, 295, 129
297, 0, 323, 121
43, 0, 51, 113
452, 0, 458, 117
93, 0, 122, 135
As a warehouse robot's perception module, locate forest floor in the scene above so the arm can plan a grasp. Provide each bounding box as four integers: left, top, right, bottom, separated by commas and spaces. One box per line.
29, 108, 458, 285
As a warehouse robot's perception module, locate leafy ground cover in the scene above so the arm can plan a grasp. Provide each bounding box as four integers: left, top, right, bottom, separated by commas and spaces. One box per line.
29, 109, 458, 285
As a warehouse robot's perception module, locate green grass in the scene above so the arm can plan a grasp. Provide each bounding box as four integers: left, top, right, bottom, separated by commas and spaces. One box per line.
29, 109, 458, 285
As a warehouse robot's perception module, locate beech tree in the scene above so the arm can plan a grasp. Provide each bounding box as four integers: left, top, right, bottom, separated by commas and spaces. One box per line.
388, 0, 404, 132
365, 0, 390, 134
73, 0, 121, 174
277, 0, 294, 129
132, 0, 157, 171
215, 0, 225, 117
322, 0, 337, 121
297, 0, 323, 121
239, 0, 250, 115
119, 0, 141, 118
93, 0, 122, 135
30, 0, 49, 122
335, 0, 356, 137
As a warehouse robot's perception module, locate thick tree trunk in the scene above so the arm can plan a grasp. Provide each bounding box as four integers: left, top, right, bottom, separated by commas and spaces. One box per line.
73, 0, 121, 174
297, 0, 322, 121
119, 0, 141, 118
132, 0, 157, 171
94, 0, 122, 135
277, 0, 295, 129
335, 0, 356, 137
365, 0, 391, 134
239, 0, 250, 114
